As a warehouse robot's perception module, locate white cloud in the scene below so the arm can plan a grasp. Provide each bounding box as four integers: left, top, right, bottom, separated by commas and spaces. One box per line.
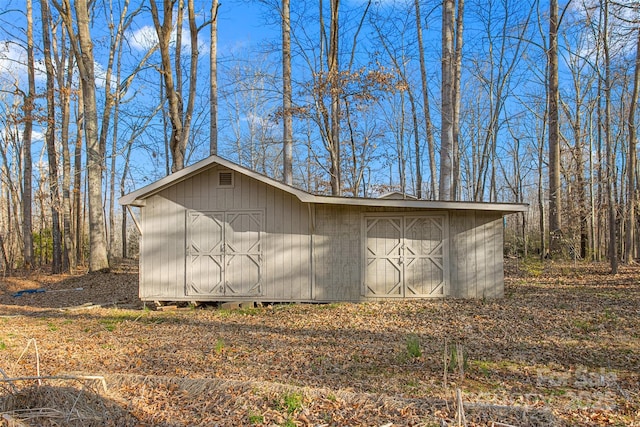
128, 24, 208, 55
0, 39, 69, 87
571, 0, 639, 60
0, 41, 27, 81
129, 25, 159, 51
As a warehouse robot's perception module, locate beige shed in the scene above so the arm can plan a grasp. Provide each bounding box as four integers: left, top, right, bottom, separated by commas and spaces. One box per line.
119, 155, 527, 303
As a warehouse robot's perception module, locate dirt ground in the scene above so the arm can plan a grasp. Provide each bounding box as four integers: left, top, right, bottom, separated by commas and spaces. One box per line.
0, 259, 638, 426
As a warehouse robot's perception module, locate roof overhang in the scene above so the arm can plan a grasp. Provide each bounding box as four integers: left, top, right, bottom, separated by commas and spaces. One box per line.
119, 155, 528, 214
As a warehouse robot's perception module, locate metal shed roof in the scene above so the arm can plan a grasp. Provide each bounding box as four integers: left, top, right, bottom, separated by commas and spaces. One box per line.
119, 155, 528, 214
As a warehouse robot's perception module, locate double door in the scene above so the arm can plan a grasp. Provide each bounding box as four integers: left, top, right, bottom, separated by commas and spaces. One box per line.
363, 214, 448, 297
186, 211, 263, 296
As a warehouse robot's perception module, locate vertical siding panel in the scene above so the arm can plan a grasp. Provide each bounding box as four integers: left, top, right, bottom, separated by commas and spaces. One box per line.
159, 196, 169, 297
249, 176, 258, 209
154, 198, 164, 297
483, 213, 501, 298
298, 201, 310, 300
273, 187, 285, 299
167, 186, 177, 298
212, 169, 218, 208
192, 170, 202, 211
241, 175, 249, 208
450, 211, 476, 298
483, 215, 503, 298
140, 202, 150, 298
449, 212, 460, 298
175, 185, 183, 298
495, 217, 504, 297
150, 198, 160, 298
469, 212, 478, 299
475, 212, 490, 298
313, 205, 361, 301
284, 194, 295, 298
265, 184, 276, 299
257, 182, 268, 297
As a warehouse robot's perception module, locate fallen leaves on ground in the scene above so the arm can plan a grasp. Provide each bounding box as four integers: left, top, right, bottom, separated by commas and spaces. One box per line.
0, 259, 638, 426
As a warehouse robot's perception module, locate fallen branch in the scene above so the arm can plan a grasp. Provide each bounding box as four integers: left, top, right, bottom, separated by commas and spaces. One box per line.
2, 412, 30, 427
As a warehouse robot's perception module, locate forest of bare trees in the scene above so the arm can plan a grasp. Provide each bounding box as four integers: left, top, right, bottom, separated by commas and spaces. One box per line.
0, 0, 638, 273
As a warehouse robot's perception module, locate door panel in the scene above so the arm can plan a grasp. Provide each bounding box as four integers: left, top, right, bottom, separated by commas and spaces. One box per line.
404, 217, 445, 296
187, 212, 225, 295
186, 211, 263, 297
364, 217, 403, 296
225, 212, 262, 295
363, 214, 447, 297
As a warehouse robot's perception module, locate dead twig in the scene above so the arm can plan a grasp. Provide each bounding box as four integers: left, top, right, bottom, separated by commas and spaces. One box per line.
16, 339, 40, 386
455, 388, 466, 427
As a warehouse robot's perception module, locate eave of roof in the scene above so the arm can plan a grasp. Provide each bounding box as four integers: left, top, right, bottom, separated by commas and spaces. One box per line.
119, 155, 528, 214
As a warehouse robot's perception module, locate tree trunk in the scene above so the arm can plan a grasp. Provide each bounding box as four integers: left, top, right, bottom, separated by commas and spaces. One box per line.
40, 0, 64, 273
603, 0, 617, 273
22, 0, 35, 269
210, 0, 220, 155
548, 0, 562, 257
74, 96, 83, 265
182, 0, 199, 160
329, 0, 341, 195
451, 0, 464, 201
440, 0, 455, 201
624, 28, 640, 264
282, 0, 293, 185
53, 0, 110, 271
149, 0, 186, 172
58, 40, 76, 271
414, 0, 436, 199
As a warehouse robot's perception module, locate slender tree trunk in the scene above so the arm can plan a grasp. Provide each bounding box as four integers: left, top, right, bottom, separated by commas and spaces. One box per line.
603, 0, 617, 273
40, 0, 63, 273
22, 0, 35, 269
150, 0, 186, 172
451, 0, 464, 201
53, 0, 110, 271
182, 0, 199, 155
624, 28, 640, 264
440, 0, 455, 201
59, 42, 75, 271
74, 96, 83, 264
282, 0, 293, 185
210, 0, 220, 155
414, 0, 436, 198
548, 0, 562, 257
329, 0, 341, 195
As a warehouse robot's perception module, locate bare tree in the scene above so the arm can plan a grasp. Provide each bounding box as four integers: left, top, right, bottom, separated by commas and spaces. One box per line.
602, 0, 617, 273
53, 25, 76, 270
624, 27, 640, 263
282, 0, 293, 185
40, 0, 63, 273
440, 0, 455, 201
413, 0, 435, 198
22, 0, 35, 268
52, 0, 110, 271
451, 0, 464, 200
149, 0, 205, 172
547, 0, 564, 257
210, 0, 220, 155
327, 0, 341, 194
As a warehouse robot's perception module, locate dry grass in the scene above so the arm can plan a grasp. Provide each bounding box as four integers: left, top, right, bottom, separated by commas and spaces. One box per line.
0, 259, 638, 426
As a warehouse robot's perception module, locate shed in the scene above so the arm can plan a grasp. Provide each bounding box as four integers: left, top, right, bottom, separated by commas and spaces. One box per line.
120, 156, 527, 302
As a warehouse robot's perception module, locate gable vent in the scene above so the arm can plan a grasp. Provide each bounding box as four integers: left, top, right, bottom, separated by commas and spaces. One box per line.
218, 171, 234, 187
